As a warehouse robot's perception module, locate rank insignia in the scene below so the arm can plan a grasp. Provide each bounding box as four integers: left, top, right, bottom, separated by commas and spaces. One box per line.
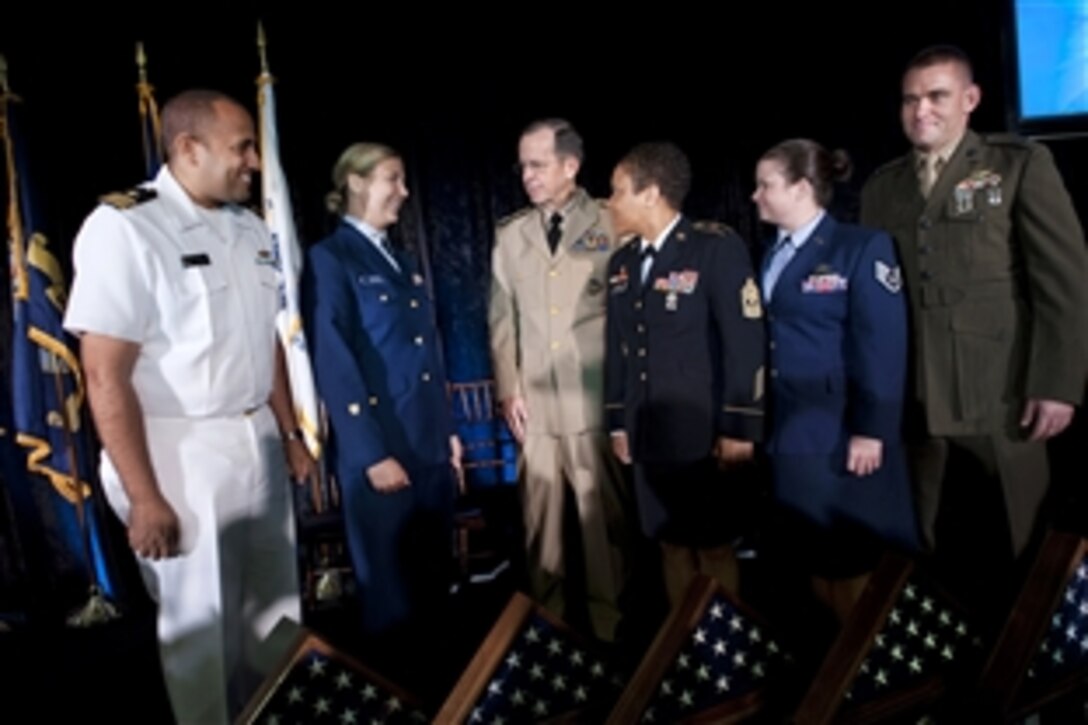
100, 186, 157, 209
412, 273, 424, 286
741, 277, 762, 319
875, 260, 902, 293
255, 249, 276, 266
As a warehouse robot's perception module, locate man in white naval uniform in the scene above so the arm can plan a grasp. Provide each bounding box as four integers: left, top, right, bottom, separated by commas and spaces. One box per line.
64, 90, 315, 724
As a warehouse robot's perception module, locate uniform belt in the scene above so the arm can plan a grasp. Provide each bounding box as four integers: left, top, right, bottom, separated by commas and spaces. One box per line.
918, 279, 1017, 308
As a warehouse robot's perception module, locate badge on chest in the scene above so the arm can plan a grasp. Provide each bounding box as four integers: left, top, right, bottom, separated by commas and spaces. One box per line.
653, 270, 699, 311
801, 264, 848, 294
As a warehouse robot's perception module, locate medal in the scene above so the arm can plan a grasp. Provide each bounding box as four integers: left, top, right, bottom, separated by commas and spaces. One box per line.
665, 291, 678, 311
987, 185, 1002, 206
954, 186, 974, 214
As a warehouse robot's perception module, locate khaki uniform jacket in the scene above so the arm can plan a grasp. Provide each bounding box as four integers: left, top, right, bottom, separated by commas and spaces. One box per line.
489, 188, 615, 435
860, 130, 1088, 436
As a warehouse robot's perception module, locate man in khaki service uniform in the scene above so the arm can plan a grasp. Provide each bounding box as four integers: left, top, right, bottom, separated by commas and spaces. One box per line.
861, 46, 1088, 616
489, 118, 630, 641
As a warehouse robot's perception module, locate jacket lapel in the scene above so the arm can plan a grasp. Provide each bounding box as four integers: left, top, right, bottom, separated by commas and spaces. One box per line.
336, 221, 408, 287
923, 130, 983, 218
768, 215, 836, 307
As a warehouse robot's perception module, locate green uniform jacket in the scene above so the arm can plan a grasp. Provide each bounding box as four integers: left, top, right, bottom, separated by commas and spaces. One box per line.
860, 130, 1088, 437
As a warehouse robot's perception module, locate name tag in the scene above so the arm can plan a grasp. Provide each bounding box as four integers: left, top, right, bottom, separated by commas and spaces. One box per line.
181, 253, 211, 268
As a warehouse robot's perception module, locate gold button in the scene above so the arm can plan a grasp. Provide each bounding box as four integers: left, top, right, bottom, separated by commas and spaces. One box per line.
549, 270, 558, 278
368, 396, 378, 406
637, 324, 645, 334
550, 341, 560, 350
638, 348, 646, 357
410, 299, 419, 308
634, 301, 643, 310
379, 294, 389, 303
640, 372, 647, 382
348, 403, 361, 416
421, 372, 431, 382
414, 335, 424, 346
550, 307, 559, 316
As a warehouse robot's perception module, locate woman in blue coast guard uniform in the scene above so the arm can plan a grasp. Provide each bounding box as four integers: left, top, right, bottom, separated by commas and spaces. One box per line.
301, 142, 460, 687
752, 138, 920, 623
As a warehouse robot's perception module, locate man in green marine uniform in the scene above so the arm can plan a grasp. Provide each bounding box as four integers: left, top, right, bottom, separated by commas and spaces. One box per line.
860, 45, 1088, 622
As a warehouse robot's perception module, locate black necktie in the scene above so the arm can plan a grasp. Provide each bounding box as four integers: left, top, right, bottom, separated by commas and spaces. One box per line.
639, 245, 656, 284
546, 213, 563, 255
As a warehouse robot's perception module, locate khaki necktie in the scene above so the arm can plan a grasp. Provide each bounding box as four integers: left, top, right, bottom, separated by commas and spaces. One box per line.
919, 154, 943, 198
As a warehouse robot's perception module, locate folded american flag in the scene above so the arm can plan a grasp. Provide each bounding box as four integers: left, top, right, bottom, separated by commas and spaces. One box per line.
238, 626, 428, 724
979, 530, 1088, 719
608, 575, 793, 724
794, 554, 981, 725
436, 592, 622, 723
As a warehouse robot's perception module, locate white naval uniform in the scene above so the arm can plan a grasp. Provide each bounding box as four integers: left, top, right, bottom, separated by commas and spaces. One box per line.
64, 166, 300, 724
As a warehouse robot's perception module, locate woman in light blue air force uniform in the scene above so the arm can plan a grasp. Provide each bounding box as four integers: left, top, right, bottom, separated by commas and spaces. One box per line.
752, 138, 920, 623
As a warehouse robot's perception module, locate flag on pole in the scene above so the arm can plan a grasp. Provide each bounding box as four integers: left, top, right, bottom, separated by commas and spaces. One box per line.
134, 42, 163, 179
256, 25, 322, 461
1, 57, 118, 624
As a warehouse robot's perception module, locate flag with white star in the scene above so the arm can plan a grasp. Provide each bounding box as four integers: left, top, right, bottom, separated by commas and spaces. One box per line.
607, 575, 793, 724
1024, 553, 1088, 688
978, 531, 1088, 717
794, 554, 981, 725
842, 574, 977, 708
436, 592, 622, 723
238, 633, 428, 724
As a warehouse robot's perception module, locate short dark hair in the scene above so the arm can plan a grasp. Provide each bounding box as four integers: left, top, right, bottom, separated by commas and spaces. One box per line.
905, 44, 974, 83
619, 142, 691, 211
522, 118, 584, 163
161, 89, 239, 158
760, 138, 852, 208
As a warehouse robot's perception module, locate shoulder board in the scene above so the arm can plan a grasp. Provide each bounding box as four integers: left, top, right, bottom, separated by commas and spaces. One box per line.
496, 206, 534, 229
868, 154, 913, 180
982, 133, 1030, 148
691, 219, 735, 237
100, 187, 157, 210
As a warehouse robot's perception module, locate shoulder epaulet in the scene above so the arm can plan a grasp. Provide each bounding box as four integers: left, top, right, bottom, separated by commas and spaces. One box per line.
100, 187, 157, 210
692, 219, 734, 237
496, 206, 533, 229
983, 133, 1030, 148
867, 154, 913, 181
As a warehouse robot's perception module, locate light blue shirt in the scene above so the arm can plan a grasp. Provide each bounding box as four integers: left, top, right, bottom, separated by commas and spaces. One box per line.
344, 215, 400, 273
762, 210, 825, 301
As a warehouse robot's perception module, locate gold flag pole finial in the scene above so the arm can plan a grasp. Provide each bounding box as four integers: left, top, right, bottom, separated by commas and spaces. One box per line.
257, 21, 270, 76
136, 42, 148, 85
0, 55, 10, 95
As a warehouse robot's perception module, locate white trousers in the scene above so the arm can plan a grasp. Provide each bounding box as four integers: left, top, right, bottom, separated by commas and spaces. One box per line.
101, 405, 300, 724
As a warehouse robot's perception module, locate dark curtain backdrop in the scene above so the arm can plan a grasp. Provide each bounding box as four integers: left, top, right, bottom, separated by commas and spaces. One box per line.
2, 4, 1086, 493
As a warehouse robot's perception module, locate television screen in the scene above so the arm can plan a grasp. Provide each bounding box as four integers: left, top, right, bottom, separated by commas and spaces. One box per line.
1012, 0, 1088, 123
